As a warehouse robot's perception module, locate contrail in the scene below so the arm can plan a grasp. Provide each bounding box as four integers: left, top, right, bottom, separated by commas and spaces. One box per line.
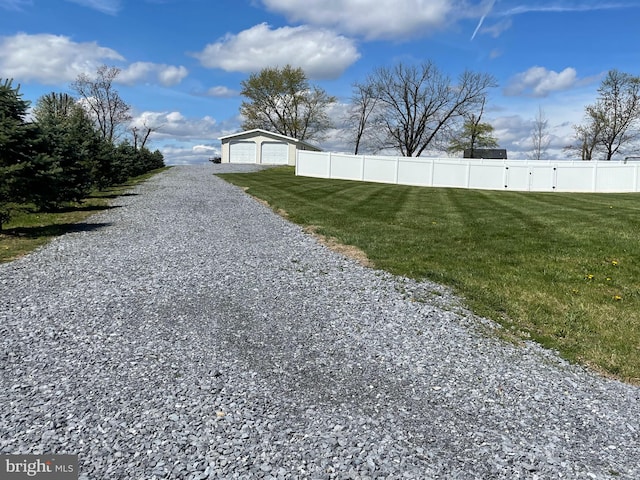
471, 0, 496, 40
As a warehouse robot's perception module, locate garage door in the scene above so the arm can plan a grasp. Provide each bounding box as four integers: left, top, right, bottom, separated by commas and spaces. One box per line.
229, 141, 257, 163
261, 142, 289, 165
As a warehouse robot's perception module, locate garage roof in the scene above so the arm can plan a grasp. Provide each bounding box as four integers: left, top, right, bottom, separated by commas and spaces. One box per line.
218, 129, 321, 151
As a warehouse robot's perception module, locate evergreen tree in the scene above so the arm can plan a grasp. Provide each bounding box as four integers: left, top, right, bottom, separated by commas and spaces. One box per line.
0, 79, 37, 228
33, 92, 100, 207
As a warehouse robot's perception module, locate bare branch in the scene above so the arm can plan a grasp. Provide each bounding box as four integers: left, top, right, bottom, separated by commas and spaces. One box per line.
570, 70, 640, 160
530, 106, 550, 160
363, 61, 496, 157
71, 65, 131, 145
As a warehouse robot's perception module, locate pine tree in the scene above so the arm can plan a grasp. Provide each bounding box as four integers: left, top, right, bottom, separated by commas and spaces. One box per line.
33, 92, 101, 206
0, 79, 37, 228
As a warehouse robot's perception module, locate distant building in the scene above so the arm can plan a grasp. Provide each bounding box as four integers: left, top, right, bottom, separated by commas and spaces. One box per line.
219, 129, 321, 166
464, 148, 507, 160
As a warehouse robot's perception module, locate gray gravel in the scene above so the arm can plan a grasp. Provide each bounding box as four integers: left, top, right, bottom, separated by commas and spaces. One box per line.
1, 164, 638, 479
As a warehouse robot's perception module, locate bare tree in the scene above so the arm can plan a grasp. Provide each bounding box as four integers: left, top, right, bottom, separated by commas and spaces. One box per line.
365, 61, 496, 157
530, 106, 551, 160
568, 70, 640, 160
131, 122, 158, 150
590, 70, 640, 160
131, 126, 149, 150
564, 120, 602, 160
347, 81, 379, 154
71, 65, 131, 145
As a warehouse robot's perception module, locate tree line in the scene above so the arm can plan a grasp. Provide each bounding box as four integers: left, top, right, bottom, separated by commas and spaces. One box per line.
240, 62, 498, 157
241, 63, 640, 161
0, 66, 164, 229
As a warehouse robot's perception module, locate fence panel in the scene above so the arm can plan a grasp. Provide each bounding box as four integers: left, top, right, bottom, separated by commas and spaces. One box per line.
529, 166, 556, 192
432, 161, 467, 188
555, 164, 593, 192
362, 155, 397, 183
295, 151, 640, 193
296, 150, 329, 178
595, 164, 637, 192
397, 158, 433, 186
330, 153, 362, 181
469, 163, 505, 190
504, 165, 529, 191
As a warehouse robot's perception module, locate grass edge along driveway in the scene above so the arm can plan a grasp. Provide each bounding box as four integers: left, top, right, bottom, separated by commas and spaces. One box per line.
219, 166, 640, 385
0, 168, 170, 263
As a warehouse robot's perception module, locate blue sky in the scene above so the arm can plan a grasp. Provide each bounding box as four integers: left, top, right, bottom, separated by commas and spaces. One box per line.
1, 0, 639, 164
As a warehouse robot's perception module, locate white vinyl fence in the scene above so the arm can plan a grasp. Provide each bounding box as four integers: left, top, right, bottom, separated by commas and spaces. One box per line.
296, 151, 640, 193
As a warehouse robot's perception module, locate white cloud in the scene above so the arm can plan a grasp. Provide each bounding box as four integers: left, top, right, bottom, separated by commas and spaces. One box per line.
129, 110, 231, 164
66, 0, 121, 15
490, 114, 541, 159
165, 111, 184, 123
206, 86, 238, 98
480, 18, 512, 38
489, 113, 578, 160
158, 145, 219, 165
504, 66, 579, 97
193, 23, 360, 80
130, 111, 222, 141
158, 65, 188, 86
498, 3, 633, 16
261, 0, 465, 40
492, 114, 533, 145
192, 144, 218, 155
0, 33, 123, 84
119, 62, 188, 86
0, 0, 31, 10
0, 33, 186, 86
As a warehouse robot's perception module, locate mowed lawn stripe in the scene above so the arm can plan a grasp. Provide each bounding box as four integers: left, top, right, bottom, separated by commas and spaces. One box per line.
219, 167, 640, 383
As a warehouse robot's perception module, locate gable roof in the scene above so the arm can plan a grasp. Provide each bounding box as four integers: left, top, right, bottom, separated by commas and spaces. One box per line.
218, 128, 321, 151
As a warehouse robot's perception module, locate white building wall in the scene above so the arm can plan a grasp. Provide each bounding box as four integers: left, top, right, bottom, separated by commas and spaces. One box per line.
221, 132, 316, 166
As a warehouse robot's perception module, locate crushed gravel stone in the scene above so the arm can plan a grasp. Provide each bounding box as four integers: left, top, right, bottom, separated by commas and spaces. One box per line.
1, 164, 638, 479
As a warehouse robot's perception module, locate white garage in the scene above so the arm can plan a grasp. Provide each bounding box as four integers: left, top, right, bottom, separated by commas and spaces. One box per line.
219, 129, 321, 166
229, 141, 257, 163
261, 141, 289, 165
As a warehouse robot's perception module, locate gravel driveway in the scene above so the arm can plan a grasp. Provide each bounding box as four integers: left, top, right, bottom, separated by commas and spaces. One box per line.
1, 164, 638, 479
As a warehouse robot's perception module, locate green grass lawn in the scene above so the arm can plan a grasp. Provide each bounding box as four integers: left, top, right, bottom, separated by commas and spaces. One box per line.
219, 166, 640, 384
0, 167, 170, 263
